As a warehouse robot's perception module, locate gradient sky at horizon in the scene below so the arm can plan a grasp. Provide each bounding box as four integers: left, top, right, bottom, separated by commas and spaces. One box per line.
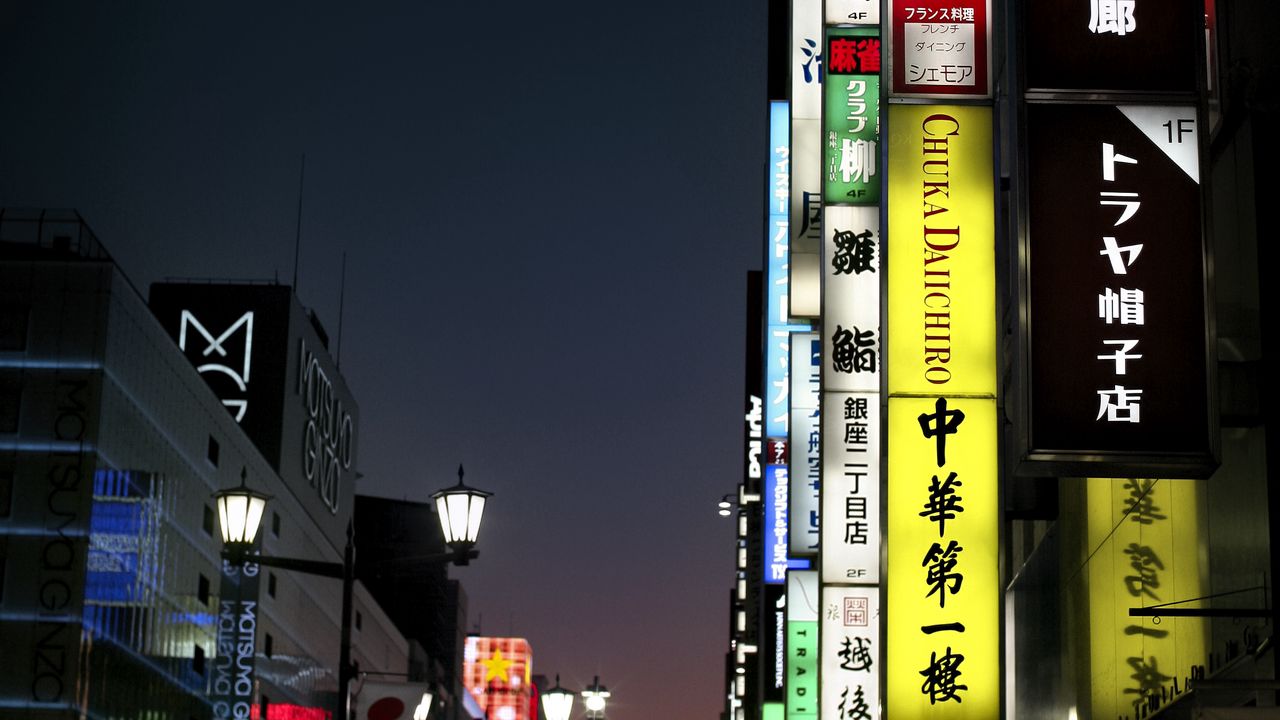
2, 2, 770, 718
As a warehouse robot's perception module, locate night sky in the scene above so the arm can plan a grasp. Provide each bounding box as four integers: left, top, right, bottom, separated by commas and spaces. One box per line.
2, 2, 768, 718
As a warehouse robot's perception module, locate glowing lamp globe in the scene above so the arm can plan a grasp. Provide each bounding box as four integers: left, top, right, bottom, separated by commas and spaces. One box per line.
213, 470, 271, 547
718, 494, 734, 517
431, 465, 492, 550
581, 676, 610, 717
541, 676, 574, 720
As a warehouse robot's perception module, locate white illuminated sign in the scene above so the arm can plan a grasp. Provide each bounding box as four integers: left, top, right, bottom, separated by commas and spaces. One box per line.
821, 392, 880, 584
823, 206, 880, 394
178, 310, 254, 421
297, 337, 354, 515
790, 334, 820, 557
820, 586, 880, 720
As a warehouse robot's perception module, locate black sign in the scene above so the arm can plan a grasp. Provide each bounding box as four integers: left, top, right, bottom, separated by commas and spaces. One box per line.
1024, 0, 1200, 93
1022, 103, 1214, 476
761, 583, 787, 705
149, 283, 292, 469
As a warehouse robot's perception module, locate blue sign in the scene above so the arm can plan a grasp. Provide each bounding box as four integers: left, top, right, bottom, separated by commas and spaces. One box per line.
766, 101, 812, 439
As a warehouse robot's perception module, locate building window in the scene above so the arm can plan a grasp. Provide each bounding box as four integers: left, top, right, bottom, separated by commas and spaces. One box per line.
0, 373, 20, 434
0, 537, 7, 604
271, 511, 281, 537
203, 504, 214, 535
198, 574, 210, 605
267, 572, 277, 598
193, 645, 205, 676
0, 304, 28, 352
206, 436, 220, 466
264, 633, 274, 658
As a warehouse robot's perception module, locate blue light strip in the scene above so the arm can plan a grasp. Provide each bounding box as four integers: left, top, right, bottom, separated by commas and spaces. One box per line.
0, 358, 102, 370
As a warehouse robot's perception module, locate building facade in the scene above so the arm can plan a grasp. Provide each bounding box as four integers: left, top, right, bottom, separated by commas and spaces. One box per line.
724, 0, 1280, 718
0, 210, 408, 719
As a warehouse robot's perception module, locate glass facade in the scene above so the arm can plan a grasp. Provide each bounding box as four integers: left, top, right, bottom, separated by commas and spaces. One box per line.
1, 217, 406, 719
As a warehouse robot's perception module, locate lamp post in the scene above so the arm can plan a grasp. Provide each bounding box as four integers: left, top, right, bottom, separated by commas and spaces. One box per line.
214, 465, 491, 720
580, 676, 610, 719
717, 493, 735, 517
541, 675, 574, 720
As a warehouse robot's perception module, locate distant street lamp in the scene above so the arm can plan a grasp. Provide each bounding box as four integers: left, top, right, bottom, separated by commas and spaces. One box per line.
717, 493, 735, 517
541, 675, 574, 720
214, 465, 491, 720
581, 676, 610, 719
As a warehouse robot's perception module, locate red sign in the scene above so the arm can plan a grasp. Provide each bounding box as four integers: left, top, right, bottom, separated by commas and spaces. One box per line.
890, 0, 990, 97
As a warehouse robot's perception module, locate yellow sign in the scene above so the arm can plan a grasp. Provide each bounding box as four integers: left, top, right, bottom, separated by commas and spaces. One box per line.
887, 105, 995, 396
481, 648, 514, 683
1082, 477, 1208, 718
887, 397, 999, 718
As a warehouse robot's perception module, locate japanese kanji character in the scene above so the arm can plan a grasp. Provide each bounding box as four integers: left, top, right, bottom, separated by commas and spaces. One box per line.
920, 647, 967, 704
1099, 287, 1145, 325
918, 397, 965, 467
1122, 542, 1164, 600
831, 227, 876, 275
1098, 339, 1142, 374
1097, 385, 1143, 423
1089, 0, 1137, 36
920, 471, 964, 537
923, 540, 964, 607
839, 636, 874, 672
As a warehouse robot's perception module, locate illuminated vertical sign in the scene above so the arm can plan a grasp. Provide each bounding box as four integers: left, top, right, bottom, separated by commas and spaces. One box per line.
463, 637, 535, 720
821, 393, 880, 585
822, 206, 880, 394
787, 571, 819, 719
765, 460, 790, 585
820, 586, 880, 720
790, 334, 820, 557
764, 584, 787, 704
1083, 477, 1208, 718
214, 555, 261, 719
818, 12, 885, 716
767, 101, 811, 440
1022, 103, 1212, 475
886, 107, 996, 396
790, 0, 823, 318
823, 28, 882, 206
889, 0, 991, 98
886, 103, 998, 717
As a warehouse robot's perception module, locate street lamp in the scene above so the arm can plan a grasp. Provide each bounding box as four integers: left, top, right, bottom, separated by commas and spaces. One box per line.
431, 466, 492, 563
541, 675, 574, 720
581, 676, 610, 719
213, 470, 271, 545
717, 493, 735, 517
213, 464, 491, 720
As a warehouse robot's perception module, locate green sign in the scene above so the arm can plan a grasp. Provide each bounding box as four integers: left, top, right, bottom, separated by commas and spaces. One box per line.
786, 621, 818, 718
823, 27, 882, 205
764, 703, 785, 720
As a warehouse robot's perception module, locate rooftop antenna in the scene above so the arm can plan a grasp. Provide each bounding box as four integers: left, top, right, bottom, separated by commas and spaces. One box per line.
291, 154, 306, 292
336, 251, 347, 368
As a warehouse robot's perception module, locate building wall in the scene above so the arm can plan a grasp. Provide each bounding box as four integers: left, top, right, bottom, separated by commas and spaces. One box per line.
1, 215, 410, 719
1006, 2, 1280, 717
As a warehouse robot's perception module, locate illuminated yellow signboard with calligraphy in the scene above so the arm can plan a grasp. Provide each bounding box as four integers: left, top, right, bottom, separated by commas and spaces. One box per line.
887, 103, 997, 717
1083, 477, 1207, 719
887, 398, 998, 717
887, 104, 995, 397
